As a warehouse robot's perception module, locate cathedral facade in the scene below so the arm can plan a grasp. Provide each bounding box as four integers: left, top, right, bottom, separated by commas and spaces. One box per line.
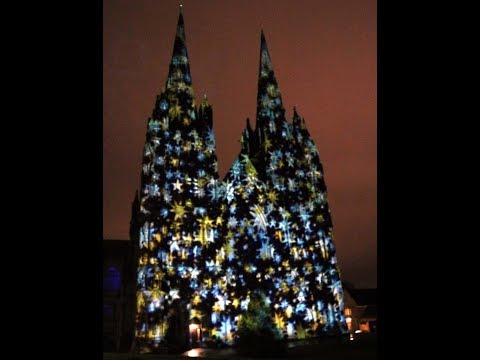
130, 8, 348, 352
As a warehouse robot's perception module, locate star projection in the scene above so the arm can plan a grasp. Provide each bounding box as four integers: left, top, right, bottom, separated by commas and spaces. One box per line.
132, 8, 347, 352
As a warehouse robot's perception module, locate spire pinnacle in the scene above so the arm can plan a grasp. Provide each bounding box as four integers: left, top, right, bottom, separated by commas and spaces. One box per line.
200, 93, 210, 108
259, 30, 272, 76
241, 118, 255, 154
246, 117, 252, 131
292, 106, 302, 127
255, 30, 286, 137
166, 7, 192, 88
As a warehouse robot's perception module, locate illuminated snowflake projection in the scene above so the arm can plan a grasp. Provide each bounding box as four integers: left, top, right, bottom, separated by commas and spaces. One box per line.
133, 11, 220, 349
131, 9, 347, 352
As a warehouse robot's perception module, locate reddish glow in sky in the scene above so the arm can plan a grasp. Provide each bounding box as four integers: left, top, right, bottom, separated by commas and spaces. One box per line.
103, 0, 376, 288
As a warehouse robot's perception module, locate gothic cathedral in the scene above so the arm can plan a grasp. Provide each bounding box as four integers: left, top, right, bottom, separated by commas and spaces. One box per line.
131, 8, 347, 352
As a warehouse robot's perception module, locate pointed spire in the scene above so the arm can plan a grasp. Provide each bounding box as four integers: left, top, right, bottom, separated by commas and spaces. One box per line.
241, 118, 255, 155
131, 190, 140, 216
129, 190, 140, 240
198, 93, 213, 129
166, 7, 192, 88
200, 94, 210, 108
255, 30, 286, 144
292, 106, 301, 127
291, 106, 309, 135
259, 29, 274, 80
246, 117, 253, 132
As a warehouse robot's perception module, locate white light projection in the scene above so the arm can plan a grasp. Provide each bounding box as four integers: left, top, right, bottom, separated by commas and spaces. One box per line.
133, 10, 348, 351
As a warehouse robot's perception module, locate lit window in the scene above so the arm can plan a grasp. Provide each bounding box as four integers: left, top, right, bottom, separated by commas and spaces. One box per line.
359, 322, 370, 332
104, 266, 121, 292
346, 316, 352, 330
345, 308, 352, 316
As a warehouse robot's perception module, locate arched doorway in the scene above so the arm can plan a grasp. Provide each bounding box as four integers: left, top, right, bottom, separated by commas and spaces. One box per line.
189, 317, 202, 348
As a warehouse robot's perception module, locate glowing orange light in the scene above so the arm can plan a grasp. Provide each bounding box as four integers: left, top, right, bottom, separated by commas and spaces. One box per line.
189, 323, 200, 331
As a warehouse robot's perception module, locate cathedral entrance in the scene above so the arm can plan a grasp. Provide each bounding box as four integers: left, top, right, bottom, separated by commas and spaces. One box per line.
189, 318, 202, 348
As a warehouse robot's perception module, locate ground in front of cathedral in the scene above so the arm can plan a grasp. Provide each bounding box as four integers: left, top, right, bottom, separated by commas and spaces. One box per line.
104, 333, 376, 360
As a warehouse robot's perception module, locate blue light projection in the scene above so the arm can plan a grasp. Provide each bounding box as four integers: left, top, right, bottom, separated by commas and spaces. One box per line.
133, 9, 347, 351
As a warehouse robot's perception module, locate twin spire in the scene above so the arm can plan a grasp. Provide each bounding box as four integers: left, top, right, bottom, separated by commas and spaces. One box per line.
257, 29, 283, 108
166, 8, 192, 88
259, 30, 273, 81
166, 7, 294, 134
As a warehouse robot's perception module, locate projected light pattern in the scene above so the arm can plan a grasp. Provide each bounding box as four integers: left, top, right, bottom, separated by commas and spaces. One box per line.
133, 9, 347, 350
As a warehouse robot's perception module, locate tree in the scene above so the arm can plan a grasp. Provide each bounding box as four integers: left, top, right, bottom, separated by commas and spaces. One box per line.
236, 291, 285, 356
237, 291, 280, 338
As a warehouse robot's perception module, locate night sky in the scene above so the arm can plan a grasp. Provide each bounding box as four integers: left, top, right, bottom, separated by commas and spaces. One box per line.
103, 0, 376, 288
